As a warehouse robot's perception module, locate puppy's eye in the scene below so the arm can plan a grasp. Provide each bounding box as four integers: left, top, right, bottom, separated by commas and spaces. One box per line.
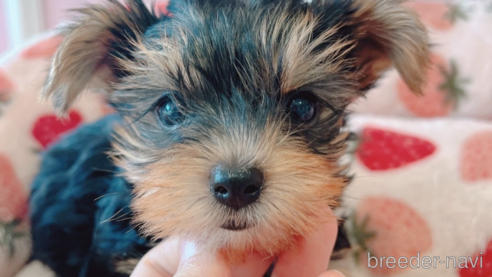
288, 94, 317, 123
155, 95, 184, 126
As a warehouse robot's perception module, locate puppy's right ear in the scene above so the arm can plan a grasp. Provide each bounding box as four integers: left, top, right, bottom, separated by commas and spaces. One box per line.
43, 0, 159, 115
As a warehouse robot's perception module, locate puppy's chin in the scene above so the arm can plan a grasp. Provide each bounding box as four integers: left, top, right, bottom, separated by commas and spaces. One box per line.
211, 225, 295, 264
221, 220, 251, 231
185, 210, 330, 265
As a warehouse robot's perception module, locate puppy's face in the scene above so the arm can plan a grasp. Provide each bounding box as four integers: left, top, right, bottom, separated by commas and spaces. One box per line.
43, 0, 429, 261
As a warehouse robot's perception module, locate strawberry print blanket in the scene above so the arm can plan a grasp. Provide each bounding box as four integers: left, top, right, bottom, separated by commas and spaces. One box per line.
0, 1, 491, 277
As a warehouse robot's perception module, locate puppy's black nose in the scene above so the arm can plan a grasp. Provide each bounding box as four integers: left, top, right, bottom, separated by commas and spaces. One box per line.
211, 166, 263, 210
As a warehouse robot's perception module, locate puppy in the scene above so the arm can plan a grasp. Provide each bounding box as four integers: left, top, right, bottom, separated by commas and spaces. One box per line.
29, 0, 429, 276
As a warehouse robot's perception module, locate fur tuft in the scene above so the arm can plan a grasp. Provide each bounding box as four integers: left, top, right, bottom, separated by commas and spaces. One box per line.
348, 0, 430, 93
42, 0, 158, 115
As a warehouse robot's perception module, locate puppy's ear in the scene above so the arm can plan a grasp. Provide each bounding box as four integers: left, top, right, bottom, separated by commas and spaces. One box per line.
43, 0, 158, 115
352, 0, 429, 93
316, 0, 430, 93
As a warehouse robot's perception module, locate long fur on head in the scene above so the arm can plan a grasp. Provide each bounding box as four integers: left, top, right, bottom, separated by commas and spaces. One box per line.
41, 0, 430, 266
42, 0, 429, 115
42, 0, 158, 115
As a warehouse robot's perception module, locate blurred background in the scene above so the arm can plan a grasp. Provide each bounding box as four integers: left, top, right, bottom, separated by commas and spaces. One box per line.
1, 1, 492, 277
0, 0, 165, 56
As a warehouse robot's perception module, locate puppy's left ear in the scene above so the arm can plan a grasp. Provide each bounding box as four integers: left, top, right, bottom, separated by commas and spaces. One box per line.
43, 0, 159, 115
320, 0, 430, 93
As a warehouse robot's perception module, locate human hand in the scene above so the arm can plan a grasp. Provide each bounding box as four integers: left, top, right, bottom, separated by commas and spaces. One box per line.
131, 216, 345, 277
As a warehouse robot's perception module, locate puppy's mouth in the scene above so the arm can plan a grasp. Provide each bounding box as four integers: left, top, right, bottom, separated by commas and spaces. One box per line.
221, 220, 250, 231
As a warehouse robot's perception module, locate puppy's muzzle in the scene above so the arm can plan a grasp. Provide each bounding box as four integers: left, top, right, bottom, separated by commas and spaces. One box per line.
210, 165, 263, 210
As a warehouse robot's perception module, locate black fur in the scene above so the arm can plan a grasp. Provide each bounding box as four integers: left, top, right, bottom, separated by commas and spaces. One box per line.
30, 115, 152, 276
106, 0, 159, 78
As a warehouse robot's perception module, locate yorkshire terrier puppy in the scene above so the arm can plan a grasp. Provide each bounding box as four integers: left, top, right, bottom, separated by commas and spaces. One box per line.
29, 0, 429, 276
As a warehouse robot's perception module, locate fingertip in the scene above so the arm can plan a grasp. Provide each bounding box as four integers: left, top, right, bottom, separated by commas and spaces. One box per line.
231, 252, 275, 277
318, 270, 345, 277
273, 218, 339, 277
177, 241, 232, 277
130, 239, 180, 277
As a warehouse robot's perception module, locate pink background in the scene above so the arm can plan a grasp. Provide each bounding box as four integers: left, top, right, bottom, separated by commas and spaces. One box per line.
0, 0, 157, 56
43, 0, 106, 30
43, 0, 158, 29
0, 1, 9, 54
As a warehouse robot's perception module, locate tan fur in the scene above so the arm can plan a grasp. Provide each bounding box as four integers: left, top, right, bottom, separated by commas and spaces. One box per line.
116, 18, 355, 101
115, 0, 429, 100
112, 118, 346, 264
115, 259, 140, 275
256, 7, 354, 95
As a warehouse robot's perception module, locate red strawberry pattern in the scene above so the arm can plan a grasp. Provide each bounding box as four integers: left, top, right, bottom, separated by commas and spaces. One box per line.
405, 2, 453, 31
445, 3, 470, 24
460, 131, 492, 182
0, 69, 14, 102
31, 110, 83, 149
97, 95, 116, 115
459, 240, 492, 277
0, 154, 27, 222
356, 127, 437, 171
20, 36, 63, 59
398, 54, 467, 118
101, 102, 116, 116
155, 0, 170, 16
0, 155, 27, 264
349, 197, 433, 276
